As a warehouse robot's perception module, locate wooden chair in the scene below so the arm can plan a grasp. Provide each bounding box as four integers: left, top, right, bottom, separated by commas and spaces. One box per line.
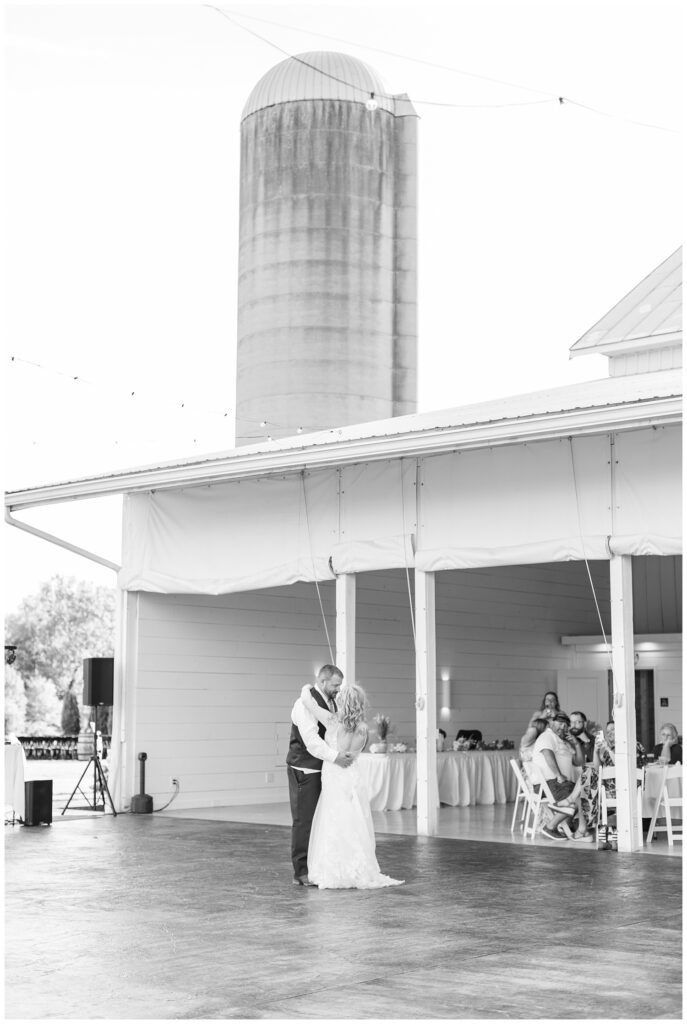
598, 766, 645, 848
647, 764, 683, 846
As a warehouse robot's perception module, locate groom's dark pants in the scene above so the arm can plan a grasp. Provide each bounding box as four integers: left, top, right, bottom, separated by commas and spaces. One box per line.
287, 766, 322, 878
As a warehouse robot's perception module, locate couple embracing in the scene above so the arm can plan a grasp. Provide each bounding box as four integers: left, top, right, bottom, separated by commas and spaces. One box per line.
286, 664, 403, 890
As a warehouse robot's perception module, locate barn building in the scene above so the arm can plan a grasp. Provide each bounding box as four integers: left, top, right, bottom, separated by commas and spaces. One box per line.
6, 248, 682, 853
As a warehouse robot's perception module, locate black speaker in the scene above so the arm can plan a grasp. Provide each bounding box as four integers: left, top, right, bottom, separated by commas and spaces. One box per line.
83, 657, 114, 707
24, 780, 53, 826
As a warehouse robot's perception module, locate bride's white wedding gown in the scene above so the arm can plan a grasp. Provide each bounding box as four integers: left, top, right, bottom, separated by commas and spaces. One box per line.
307, 722, 404, 890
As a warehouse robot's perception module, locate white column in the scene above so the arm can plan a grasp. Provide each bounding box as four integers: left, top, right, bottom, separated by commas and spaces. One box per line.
610, 554, 640, 852
335, 573, 356, 684
110, 590, 139, 812
415, 569, 438, 835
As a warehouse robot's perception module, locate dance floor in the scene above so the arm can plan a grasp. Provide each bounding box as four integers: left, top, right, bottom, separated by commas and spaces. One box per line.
5, 810, 682, 1019
162, 799, 682, 858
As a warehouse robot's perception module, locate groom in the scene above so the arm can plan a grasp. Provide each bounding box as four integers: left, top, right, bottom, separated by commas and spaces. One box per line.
287, 664, 353, 886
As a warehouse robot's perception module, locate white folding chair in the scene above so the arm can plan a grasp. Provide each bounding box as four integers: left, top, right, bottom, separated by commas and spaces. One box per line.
534, 772, 578, 837
647, 764, 683, 846
509, 759, 551, 840
598, 766, 645, 848
509, 759, 530, 832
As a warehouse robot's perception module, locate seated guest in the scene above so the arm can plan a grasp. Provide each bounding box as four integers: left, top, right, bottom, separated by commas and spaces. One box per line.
519, 714, 548, 767
569, 711, 594, 763
559, 720, 648, 846
594, 720, 647, 778
652, 723, 682, 765
537, 691, 561, 721
593, 720, 647, 846
531, 713, 586, 841
552, 720, 602, 842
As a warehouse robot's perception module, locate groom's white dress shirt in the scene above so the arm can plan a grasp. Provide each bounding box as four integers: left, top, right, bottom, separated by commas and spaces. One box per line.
290, 684, 338, 774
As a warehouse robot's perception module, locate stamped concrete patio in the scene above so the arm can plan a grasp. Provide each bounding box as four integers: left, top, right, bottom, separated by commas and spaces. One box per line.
4, 813, 682, 1020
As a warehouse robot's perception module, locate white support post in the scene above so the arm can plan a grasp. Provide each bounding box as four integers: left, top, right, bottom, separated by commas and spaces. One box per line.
111, 590, 140, 812
415, 569, 438, 836
335, 573, 356, 684
610, 554, 640, 852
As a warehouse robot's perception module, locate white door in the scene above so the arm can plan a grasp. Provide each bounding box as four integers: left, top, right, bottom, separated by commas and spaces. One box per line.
556, 670, 609, 728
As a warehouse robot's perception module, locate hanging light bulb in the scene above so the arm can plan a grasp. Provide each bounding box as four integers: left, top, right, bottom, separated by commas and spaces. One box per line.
365, 93, 378, 112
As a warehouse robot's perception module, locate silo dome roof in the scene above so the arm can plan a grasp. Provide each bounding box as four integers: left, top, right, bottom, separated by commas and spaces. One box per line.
242, 51, 398, 119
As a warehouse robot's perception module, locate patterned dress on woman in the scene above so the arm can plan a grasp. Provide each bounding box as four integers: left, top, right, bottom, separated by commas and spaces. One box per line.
582, 742, 647, 828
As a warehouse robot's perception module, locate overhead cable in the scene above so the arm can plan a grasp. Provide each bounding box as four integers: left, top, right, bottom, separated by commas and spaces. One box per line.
207, 5, 679, 130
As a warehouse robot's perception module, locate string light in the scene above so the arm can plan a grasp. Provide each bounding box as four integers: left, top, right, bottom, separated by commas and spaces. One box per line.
8, 355, 334, 437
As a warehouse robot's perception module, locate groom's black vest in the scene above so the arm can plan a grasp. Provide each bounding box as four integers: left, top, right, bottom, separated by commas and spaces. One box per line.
286, 687, 333, 770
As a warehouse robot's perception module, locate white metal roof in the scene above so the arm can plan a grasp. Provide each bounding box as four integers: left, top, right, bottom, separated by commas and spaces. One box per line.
5, 369, 681, 511
241, 52, 416, 119
570, 248, 682, 358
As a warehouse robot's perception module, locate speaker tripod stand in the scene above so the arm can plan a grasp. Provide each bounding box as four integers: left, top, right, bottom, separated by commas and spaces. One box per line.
62, 718, 117, 816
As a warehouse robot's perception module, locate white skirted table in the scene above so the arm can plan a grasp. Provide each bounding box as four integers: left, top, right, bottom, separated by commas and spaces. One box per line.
437, 750, 518, 806
358, 750, 518, 811
5, 742, 26, 821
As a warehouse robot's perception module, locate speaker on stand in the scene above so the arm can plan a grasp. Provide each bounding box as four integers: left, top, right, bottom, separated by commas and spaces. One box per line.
62, 658, 117, 816
83, 657, 114, 707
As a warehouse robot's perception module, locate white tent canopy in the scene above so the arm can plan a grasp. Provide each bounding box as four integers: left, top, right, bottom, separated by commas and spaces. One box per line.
119, 425, 681, 594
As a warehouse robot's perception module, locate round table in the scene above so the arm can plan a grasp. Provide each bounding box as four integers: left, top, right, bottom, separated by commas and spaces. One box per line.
357, 750, 518, 811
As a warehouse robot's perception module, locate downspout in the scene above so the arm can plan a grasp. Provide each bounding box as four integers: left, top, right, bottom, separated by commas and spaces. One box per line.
5, 509, 121, 572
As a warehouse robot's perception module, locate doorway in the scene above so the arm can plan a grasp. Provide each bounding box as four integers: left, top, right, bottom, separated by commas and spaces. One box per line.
608, 669, 655, 751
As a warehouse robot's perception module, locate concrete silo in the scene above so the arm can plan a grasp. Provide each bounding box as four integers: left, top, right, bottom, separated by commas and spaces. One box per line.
236, 52, 418, 445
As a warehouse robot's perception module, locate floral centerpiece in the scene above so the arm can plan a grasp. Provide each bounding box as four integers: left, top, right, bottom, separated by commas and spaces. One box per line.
369, 714, 393, 753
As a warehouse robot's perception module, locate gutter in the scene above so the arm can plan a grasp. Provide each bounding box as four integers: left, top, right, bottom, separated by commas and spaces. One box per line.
5, 393, 681, 512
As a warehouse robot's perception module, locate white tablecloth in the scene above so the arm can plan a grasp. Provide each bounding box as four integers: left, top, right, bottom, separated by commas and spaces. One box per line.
643, 764, 683, 818
5, 743, 26, 819
437, 750, 518, 806
358, 753, 417, 811
358, 750, 518, 811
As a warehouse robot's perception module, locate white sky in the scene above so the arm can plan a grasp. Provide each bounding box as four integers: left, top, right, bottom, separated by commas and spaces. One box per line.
3, 0, 682, 614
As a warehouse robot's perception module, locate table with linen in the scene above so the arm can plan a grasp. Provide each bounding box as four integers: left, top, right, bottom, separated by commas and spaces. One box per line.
4, 742, 26, 820
358, 750, 518, 811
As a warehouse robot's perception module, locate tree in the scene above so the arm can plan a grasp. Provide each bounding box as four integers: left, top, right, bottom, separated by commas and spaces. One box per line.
25, 675, 61, 733
4, 664, 27, 734
61, 681, 81, 735
5, 575, 116, 698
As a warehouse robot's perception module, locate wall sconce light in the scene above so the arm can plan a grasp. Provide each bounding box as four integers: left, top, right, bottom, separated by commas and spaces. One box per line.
5, 644, 17, 665
439, 676, 452, 722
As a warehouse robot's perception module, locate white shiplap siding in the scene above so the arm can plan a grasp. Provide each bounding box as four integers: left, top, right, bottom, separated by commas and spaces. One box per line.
134, 585, 338, 808
128, 560, 679, 809
432, 562, 611, 740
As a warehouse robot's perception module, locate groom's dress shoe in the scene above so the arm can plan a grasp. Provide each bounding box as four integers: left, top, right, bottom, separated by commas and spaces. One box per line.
293, 874, 316, 887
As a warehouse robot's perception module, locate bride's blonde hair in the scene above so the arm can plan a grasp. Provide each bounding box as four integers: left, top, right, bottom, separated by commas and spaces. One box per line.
337, 682, 369, 731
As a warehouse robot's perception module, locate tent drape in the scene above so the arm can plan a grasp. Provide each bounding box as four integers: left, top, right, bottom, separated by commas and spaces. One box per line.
118, 426, 681, 593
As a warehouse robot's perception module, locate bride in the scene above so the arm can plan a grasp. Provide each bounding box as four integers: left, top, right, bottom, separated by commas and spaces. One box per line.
299, 682, 404, 890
